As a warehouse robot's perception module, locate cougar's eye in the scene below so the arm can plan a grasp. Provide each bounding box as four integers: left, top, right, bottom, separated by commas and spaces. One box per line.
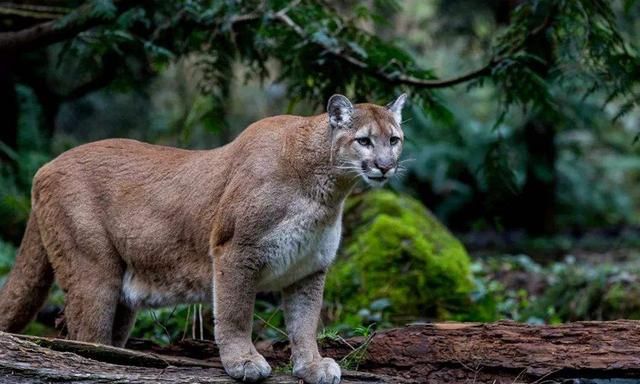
390, 136, 401, 145
356, 137, 372, 147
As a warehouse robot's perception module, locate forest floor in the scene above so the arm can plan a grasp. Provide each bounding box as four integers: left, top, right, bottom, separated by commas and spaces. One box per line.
6, 231, 640, 383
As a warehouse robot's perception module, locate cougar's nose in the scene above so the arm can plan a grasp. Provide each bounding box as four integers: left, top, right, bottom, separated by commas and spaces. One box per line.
374, 159, 394, 175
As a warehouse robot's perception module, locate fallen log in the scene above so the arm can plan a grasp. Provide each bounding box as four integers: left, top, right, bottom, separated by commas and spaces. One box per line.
0, 332, 394, 383
327, 320, 640, 383
3, 320, 640, 383
130, 320, 640, 383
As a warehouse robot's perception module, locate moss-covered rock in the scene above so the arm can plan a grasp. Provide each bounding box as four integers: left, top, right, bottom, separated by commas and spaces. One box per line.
325, 190, 477, 326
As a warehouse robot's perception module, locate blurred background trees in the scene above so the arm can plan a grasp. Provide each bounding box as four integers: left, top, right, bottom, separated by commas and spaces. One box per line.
2, 0, 640, 343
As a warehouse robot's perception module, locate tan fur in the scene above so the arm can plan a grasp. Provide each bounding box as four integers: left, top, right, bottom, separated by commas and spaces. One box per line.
0, 95, 406, 383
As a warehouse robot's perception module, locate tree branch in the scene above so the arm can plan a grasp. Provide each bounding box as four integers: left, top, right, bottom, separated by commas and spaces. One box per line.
0, 2, 67, 20
0, 0, 551, 92
270, 4, 555, 90
0, 19, 79, 53
270, 10, 492, 89
0, 0, 137, 54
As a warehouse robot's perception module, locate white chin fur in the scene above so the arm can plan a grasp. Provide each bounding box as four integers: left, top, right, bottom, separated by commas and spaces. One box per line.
363, 176, 388, 187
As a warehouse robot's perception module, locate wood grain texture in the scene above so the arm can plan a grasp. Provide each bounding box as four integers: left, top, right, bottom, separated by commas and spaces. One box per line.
4, 320, 640, 383
0, 332, 395, 383
346, 320, 640, 383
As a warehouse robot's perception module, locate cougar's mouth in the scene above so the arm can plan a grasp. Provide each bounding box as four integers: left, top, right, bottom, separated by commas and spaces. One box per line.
364, 175, 389, 186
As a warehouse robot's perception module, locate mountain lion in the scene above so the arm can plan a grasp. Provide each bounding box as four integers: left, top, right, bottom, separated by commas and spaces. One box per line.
0, 93, 406, 383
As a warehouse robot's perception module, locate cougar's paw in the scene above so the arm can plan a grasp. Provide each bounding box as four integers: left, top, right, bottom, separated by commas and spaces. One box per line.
293, 357, 341, 384
223, 353, 271, 382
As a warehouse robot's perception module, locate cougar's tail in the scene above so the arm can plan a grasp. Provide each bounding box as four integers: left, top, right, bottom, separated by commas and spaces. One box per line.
0, 212, 53, 332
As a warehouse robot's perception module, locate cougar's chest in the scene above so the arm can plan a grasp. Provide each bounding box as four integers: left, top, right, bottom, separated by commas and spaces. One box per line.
257, 207, 342, 291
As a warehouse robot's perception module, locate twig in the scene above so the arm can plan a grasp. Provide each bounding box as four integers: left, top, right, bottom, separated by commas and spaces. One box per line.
530, 369, 561, 384
253, 313, 288, 339
253, 304, 282, 342
511, 368, 527, 384
149, 310, 171, 342
198, 304, 204, 341
339, 331, 375, 370
181, 304, 191, 341
337, 335, 356, 351
191, 304, 197, 340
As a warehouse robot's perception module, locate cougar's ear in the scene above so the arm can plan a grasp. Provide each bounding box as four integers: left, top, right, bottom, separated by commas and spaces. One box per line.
327, 94, 354, 129
386, 93, 407, 125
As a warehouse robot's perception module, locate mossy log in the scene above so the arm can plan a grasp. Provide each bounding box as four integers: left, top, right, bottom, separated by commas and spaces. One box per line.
4, 320, 640, 383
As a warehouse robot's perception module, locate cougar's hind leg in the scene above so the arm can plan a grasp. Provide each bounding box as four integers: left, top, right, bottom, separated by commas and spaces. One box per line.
61, 257, 123, 345
37, 188, 126, 345
112, 303, 137, 347
43, 227, 124, 345
0, 212, 54, 333
45, 239, 123, 345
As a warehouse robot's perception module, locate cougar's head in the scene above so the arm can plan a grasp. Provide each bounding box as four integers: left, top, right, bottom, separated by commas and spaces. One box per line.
327, 93, 407, 187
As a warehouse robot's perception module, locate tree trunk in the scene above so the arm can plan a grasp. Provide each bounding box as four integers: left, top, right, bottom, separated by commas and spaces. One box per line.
496, 0, 558, 235
520, 118, 557, 234
0, 57, 18, 163
4, 321, 640, 383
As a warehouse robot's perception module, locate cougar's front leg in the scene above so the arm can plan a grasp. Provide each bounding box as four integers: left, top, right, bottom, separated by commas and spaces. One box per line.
213, 247, 271, 382
283, 270, 341, 384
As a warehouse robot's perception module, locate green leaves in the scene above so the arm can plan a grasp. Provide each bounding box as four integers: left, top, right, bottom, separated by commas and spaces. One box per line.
42, 0, 640, 133
88, 0, 117, 20
55, 0, 117, 29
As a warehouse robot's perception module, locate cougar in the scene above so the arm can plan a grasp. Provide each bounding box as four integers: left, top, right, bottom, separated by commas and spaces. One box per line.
0, 93, 406, 383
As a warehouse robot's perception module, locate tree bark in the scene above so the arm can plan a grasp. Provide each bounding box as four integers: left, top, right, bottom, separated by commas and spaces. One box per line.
0, 332, 395, 384
4, 321, 640, 383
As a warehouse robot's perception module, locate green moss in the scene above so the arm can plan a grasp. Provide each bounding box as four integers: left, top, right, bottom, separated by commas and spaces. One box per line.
326, 190, 481, 326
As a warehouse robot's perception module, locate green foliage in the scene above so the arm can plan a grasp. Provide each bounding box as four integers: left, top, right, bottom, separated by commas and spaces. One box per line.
526, 260, 640, 322
473, 254, 543, 322
131, 305, 207, 345
253, 299, 287, 341
130, 301, 288, 345
0, 240, 16, 279
0, 85, 51, 240
474, 252, 640, 324
400, 82, 640, 230
551, 0, 640, 120
37, 0, 640, 232
51, 0, 640, 125
55, 0, 117, 29
479, 0, 640, 117
398, 98, 525, 229
556, 145, 637, 228
324, 190, 486, 326
4, 0, 640, 345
